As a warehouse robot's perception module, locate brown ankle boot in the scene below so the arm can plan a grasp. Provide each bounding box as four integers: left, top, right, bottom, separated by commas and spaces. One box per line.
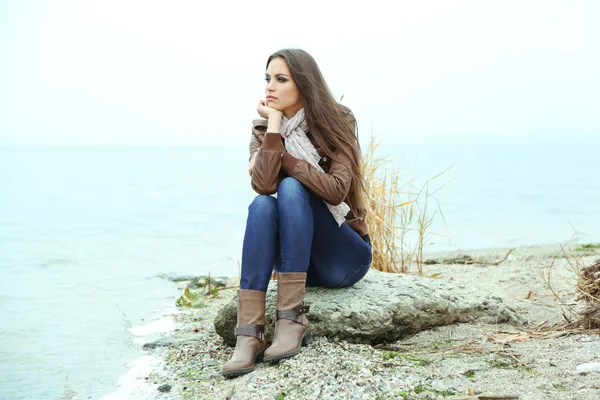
263, 272, 312, 362
221, 289, 268, 377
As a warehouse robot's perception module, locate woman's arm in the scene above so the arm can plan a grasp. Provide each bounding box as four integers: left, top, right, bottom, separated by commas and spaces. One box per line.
281, 150, 353, 205
250, 113, 285, 195
281, 114, 357, 205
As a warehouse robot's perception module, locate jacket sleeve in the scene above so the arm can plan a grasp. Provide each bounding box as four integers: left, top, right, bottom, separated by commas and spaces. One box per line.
280, 113, 357, 205
249, 132, 262, 162
249, 119, 285, 195
281, 150, 353, 205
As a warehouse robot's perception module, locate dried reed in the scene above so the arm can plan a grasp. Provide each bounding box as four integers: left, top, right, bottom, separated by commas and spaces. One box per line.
537, 235, 600, 331
362, 134, 450, 275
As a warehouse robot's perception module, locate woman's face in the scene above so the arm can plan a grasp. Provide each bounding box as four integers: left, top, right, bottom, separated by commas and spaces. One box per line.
265, 57, 303, 119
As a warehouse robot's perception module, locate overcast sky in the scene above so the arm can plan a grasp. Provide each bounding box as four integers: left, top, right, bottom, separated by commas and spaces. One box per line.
1, 0, 599, 147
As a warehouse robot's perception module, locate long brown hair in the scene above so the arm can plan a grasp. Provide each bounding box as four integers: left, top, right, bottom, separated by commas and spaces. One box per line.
267, 49, 366, 214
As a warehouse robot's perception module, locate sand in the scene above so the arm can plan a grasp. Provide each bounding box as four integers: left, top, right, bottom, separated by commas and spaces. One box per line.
143, 243, 600, 400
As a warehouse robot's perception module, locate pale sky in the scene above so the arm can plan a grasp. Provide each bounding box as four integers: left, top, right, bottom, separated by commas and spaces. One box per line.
1, 0, 599, 147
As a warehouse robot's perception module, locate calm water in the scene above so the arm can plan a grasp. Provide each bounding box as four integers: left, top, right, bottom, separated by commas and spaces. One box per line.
1, 145, 599, 399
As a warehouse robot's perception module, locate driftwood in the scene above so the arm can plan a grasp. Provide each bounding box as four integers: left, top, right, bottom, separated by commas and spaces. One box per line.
424, 249, 513, 266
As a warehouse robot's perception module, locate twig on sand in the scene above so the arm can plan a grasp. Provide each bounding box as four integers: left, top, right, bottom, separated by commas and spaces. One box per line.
502, 320, 600, 338
532, 320, 548, 331
487, 249, 514, 265
372, 342, 419, 350
334, 341, 348, 351
424, 249, 513, 266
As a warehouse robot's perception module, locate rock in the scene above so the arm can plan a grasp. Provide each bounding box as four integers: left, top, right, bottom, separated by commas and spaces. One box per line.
576, 362, 600, 373
187, 276, 228, 290
157, 273, 197, 282
158, 273, 239, 293
157, 383, 172, 392
160, 273, 232, 288
213, 269, 526, 346
143, 334, 204, 349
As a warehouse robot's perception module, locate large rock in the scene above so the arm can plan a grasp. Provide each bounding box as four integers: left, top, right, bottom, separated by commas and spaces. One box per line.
213, 269, 526, 346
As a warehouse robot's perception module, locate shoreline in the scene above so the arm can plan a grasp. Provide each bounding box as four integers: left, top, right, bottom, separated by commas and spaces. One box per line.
422, 239, 595, 258
123, 242, 599, 399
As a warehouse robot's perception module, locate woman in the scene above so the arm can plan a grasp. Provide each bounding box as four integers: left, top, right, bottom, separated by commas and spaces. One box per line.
221, 49, 372, 377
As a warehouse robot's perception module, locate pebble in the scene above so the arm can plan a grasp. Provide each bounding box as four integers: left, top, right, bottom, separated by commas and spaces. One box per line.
157, 383, 172, 392
576, 363, 600, 373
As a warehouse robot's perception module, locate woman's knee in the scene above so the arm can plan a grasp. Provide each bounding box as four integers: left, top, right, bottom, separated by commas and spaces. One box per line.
248, 195, 278, 218
278, 177, 309, 201
310, 262, 370, 288
336, 264, 370, 288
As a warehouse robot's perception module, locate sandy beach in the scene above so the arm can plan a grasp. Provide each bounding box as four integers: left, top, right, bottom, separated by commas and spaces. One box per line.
140, 243, 600, 400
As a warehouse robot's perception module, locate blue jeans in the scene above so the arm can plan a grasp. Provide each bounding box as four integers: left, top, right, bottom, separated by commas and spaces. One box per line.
240, 177, 373, 292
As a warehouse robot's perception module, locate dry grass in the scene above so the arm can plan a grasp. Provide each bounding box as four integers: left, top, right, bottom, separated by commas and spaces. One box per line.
537, 235, 600, 332
362, 134, 452, 275
577, 258, 600, 303
575, 258, 600, 329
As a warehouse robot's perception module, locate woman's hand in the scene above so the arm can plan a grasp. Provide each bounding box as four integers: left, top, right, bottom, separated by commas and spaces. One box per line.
257, 100, 283, 120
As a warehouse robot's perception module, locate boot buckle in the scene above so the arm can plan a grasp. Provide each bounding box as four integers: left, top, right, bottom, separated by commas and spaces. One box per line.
234, 324, 265, 342
276, 304, 310, 320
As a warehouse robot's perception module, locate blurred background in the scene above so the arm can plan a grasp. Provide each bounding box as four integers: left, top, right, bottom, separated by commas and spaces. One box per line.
1, 1, 599, 399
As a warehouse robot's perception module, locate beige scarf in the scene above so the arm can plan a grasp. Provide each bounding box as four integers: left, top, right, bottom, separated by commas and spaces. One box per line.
277, 108, 350, 226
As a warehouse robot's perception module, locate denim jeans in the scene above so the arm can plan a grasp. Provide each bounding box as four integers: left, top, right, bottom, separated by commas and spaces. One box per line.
240, 177, 373, 292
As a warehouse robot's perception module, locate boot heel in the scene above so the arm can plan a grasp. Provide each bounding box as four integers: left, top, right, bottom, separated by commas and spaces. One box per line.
302, 330, 312, 346
255, 349, 265, 363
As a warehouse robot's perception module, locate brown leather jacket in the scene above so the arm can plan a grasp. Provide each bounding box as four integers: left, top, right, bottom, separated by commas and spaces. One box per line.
248, 114, 368, 237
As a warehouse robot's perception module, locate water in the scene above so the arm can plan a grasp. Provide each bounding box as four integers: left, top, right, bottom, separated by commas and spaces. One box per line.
390, 144, 600, 250
1, 144, 599, 399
